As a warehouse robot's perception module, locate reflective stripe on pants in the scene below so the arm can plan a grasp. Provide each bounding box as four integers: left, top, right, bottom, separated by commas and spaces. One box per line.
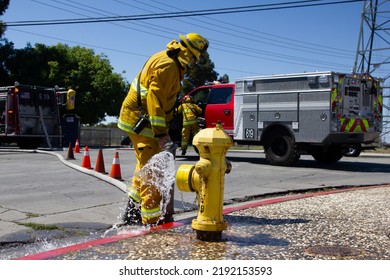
127, 133, 162, 224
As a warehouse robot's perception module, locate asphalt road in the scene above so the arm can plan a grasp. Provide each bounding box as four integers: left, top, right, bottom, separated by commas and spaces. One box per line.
2, 147, 390, 211
0, 147, 389, 259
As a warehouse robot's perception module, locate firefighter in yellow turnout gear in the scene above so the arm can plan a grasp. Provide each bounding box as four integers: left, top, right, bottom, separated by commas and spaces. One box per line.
178, 96, 202, 155
118, 33, 209, 226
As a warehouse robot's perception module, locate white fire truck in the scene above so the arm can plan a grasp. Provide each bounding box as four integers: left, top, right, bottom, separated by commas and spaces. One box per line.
179, 71, 383, 166
0, 84, 66, 149
234, 71, 383, 165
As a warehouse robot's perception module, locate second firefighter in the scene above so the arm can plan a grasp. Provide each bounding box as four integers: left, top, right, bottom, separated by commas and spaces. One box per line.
178, 96, 202, 155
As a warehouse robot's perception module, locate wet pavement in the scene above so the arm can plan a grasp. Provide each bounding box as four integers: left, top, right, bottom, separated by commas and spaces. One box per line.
14, 185, 390, 260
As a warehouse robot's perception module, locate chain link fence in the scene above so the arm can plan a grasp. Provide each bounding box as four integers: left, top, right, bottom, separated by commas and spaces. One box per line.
80, 127, 129, 147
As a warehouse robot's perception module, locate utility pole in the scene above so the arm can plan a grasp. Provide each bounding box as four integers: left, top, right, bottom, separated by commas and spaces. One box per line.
353, 0, 390, 145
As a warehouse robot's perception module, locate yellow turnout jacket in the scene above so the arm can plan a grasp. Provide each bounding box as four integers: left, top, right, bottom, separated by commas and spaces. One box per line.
118, 49, 184, 138
178, 102, 202, 126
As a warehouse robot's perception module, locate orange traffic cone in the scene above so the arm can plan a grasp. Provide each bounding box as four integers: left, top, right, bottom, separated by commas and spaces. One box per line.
66, 142, 75, 160
95, 148, 106, 173
109, 152, 122, 180
74, 139, 80, 153
81, 146, 92, 169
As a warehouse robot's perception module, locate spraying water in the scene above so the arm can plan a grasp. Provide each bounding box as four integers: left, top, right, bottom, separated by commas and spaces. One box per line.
105, 150, 176, 236
136, 150, 176, 222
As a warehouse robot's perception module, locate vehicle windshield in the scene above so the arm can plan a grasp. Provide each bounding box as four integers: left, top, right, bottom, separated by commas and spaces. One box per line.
191, 88, 210, 104
207, 87, 233, 104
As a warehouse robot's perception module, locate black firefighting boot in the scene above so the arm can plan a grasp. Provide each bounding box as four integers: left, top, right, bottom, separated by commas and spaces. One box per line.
158, 215, 174, 225
119, 198, 141, 226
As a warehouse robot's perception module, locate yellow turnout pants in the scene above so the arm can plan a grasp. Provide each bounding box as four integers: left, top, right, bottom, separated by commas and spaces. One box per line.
127, 133, 162, 225
181, 123, 200, 151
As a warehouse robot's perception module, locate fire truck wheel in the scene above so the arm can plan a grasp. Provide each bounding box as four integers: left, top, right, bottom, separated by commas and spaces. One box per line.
264, 131, 299, 166
17, 139, 40, 149
343, 144, 362, 157
312, 145, 343, 163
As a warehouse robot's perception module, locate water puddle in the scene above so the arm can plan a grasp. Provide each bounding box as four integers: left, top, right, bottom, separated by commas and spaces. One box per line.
0, 233, 102, 260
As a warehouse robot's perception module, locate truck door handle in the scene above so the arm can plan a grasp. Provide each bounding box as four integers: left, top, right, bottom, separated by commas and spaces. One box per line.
224, 109, 230, 115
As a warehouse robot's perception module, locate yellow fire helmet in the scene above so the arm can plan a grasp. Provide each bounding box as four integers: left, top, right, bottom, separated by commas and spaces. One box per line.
184, 96, 192, 103
179, 33, 209, 59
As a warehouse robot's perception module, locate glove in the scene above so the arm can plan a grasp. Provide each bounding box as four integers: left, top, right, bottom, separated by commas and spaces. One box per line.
158, 134, 171, 150
163, 141, 177, 158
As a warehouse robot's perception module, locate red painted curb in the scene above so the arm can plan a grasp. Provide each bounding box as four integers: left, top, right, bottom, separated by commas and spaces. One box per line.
14, 185, 383, 260
15, 222, 184, 260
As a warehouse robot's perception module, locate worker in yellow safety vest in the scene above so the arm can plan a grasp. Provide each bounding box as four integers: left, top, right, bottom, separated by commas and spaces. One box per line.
117, 33, 209, 226
178, 96, 202, 155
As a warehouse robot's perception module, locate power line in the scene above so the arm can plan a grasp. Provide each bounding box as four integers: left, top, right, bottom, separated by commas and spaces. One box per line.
5, 0, 365, 27
144, 0, 355, 64
150, 0, 354, 57
4, 0, 364, 77
7, 27, 149, 59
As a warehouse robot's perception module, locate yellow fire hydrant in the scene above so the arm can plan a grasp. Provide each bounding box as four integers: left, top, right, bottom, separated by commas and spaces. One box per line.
176, 122, 232, 241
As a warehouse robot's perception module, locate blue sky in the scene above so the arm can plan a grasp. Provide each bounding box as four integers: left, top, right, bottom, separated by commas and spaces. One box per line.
3, 0, 372, 82
2, 0, 389, 141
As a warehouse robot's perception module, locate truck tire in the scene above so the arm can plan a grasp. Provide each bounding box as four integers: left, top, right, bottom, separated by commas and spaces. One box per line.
312, 146, 343, 163
17, 139, 41, 149
264, 130, 299, 166
343, 144, 362, 157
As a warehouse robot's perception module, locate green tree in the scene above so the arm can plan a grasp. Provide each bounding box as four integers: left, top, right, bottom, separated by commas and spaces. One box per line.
0, 0, 10, 38
218, 74, 230, 83
0, 38, 14, 82
2, 42, 128, 125
181, 52, 219, 96
45, 44, 128, 124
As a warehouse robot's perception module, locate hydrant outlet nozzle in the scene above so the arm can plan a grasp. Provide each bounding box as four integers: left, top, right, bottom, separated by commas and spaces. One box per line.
176, 164, 200, 193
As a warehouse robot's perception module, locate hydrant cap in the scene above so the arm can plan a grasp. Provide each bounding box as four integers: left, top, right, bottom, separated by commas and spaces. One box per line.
193, 124, 232, 147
